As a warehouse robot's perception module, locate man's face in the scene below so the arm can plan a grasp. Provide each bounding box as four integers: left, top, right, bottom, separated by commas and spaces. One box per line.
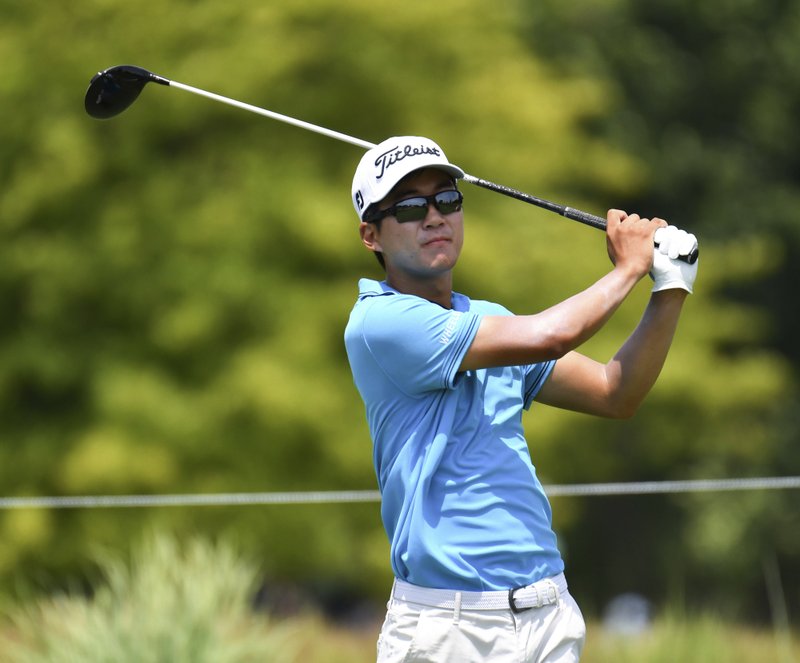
360, 168, 464, 281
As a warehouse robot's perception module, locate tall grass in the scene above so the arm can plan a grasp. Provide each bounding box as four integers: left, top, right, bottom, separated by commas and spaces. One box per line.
0, 533, 296, 663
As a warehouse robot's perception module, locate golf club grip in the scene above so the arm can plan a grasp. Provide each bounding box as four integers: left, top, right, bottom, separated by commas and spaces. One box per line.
563, 207, 699, 264
463, 174, 565, 216
463, 175, 698, 264
561, 206, 607, 230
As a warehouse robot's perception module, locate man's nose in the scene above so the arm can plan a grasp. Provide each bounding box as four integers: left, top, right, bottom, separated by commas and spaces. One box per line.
422, 203, 445, 226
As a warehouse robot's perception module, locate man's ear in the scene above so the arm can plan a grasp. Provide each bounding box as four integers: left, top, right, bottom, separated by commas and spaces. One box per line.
360, 222, 382, 253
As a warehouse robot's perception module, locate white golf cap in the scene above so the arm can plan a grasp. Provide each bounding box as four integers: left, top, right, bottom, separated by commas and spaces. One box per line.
351, 136, 465, 219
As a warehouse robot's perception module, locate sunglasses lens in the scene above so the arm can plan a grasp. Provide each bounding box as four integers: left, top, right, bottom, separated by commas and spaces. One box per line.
434, 190, 462, 214
389, 190, 463, 222
394, 199, 429, 223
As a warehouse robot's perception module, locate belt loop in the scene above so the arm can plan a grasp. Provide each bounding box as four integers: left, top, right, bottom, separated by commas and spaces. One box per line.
453, 591, 462, 624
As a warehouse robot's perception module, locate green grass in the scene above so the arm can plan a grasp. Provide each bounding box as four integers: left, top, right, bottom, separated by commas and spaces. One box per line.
295, 614, 800, 663
1, 533, 797, 663
582, 613, 798, 663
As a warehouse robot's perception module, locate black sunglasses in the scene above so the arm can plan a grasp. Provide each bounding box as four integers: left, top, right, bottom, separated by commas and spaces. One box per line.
364, 190, 464, 223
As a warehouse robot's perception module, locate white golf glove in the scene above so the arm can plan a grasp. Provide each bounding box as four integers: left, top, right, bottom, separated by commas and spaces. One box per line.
650, 225, 699, 294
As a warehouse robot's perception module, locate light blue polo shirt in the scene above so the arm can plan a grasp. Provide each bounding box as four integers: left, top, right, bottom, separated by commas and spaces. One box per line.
344, 278, 563, 591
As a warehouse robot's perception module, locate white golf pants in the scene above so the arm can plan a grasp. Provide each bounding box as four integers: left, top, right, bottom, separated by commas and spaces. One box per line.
376, 575, 585, 662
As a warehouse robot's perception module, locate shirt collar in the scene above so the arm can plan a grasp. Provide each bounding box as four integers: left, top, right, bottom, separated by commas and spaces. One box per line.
356, 278, 470, 311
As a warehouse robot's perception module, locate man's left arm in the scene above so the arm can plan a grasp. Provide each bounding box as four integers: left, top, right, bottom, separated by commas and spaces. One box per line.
535, 290, 686, 418
535, 226, 698, 418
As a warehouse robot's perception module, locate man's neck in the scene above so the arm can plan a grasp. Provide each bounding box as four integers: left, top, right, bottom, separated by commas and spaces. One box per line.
385, 272, 453, 309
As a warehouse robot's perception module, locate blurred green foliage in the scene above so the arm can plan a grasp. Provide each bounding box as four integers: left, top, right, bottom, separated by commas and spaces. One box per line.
1, 531, 296, 662
0, 0, 798, 622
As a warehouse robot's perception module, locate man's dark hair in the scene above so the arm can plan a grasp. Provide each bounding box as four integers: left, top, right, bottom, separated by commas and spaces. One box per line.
362, 205, 386, 269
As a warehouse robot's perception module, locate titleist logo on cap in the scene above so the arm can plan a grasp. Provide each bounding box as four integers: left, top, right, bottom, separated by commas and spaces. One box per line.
373, 144, 442, 180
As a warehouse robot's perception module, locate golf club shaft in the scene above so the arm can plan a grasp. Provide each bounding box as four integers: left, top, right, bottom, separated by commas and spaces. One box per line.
171, 80, 609, 231
169, 81, 376, 150
89, 65, 697, 262
462, 175, 607, 230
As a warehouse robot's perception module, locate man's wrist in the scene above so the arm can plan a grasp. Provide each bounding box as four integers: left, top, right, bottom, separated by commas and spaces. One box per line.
612, 261, 649, 287
651, 288, 689, 303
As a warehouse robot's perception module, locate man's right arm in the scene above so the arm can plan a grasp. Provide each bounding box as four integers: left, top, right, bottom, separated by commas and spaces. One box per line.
460, 209, 661, 371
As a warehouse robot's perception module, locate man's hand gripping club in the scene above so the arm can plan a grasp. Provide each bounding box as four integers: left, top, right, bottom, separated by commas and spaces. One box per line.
651, 226, 699, 293
605, 210, 698, 294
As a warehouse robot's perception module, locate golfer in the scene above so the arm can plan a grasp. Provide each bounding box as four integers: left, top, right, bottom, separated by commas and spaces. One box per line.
344, 136, 698, 662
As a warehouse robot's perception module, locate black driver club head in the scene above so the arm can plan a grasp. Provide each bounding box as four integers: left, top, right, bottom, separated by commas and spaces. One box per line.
84, 65, 169, 119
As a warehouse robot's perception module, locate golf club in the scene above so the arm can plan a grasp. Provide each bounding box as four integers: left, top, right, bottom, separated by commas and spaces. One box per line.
85, 64, 698, 264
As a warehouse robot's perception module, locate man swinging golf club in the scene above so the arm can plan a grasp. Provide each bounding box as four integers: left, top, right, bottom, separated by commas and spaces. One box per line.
344, 136, 698, 662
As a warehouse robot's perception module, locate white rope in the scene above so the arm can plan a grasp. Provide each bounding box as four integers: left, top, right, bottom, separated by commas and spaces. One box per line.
1, 477, 798, 510
0, 490, 382, 510
544, 475, 800, 497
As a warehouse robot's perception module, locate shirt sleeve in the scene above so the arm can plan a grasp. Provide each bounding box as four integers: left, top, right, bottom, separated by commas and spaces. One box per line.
360, 295, 482, 396
522, 359, 557, 409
